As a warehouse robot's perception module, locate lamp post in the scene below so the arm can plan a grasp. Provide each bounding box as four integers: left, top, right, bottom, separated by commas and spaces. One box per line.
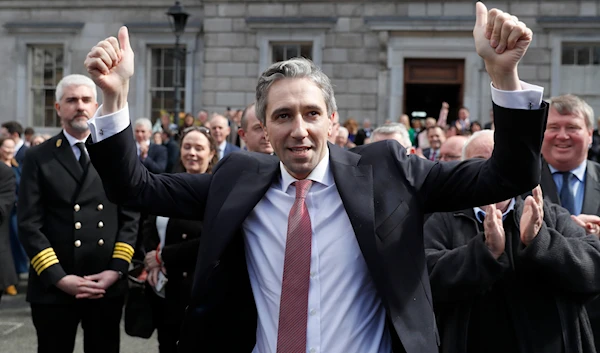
167, 1, 189, 127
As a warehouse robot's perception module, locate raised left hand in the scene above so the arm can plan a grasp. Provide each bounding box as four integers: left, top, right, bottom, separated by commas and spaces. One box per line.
570, 214, 600, 237
520, 186, 544, 246
473, 2, 533, 90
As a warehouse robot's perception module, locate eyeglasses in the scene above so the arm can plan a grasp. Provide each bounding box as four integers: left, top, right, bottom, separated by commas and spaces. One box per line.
439, 154, 461, 161
183, 126, 210, 135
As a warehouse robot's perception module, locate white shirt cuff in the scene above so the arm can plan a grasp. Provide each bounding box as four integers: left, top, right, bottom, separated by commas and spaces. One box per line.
490, 81, 544, 110
88, 103, 130, 143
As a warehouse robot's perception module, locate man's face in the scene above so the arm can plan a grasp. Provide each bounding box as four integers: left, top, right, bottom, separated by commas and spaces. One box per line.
363, 120, 371, 129
210, 115, 230, 144
335, 132, 348, 147
439, 136, 467, 161
458, 108, 469, 121
427, 127, 446, 150
55, 85, 98, 135
240, 106, 273, 154
134, 124, 151, 143
542, 106, 592, 172
263, 78, 333, 180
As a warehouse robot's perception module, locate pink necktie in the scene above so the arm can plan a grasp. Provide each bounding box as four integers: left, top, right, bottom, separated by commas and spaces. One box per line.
276, 179, 313, 353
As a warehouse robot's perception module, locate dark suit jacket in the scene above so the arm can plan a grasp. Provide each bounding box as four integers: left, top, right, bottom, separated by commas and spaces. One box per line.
539, 159, 600, 346
422, 148, 439, 161
355, 128, 372, 146
0, 162, 17, 290
88, 103, 547, 353
222, 142, 240, 159
18, 132, 139, 304
14, 144, 28, 165
143, 143, 168, 174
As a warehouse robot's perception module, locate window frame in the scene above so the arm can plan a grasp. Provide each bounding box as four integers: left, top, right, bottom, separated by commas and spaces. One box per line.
257, 30, 325, 73
147, 45, 188, 124
28, 44, 65, 128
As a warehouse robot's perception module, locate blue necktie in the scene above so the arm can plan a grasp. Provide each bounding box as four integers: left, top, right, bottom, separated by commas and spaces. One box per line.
559, 172, 576, 214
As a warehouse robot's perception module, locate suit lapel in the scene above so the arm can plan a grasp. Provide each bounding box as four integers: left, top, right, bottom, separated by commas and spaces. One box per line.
540, 160, 560, 204
53, 132, 83, 182
204, 161, 279, 264
328, 144, 384, 285
582, 161, 600, 215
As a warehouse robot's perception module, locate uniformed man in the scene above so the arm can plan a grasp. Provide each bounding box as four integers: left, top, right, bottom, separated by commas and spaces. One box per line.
18, 74, 139, 353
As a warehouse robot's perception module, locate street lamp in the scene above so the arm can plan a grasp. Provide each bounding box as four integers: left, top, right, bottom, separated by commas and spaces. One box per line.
166, 1, 189, 127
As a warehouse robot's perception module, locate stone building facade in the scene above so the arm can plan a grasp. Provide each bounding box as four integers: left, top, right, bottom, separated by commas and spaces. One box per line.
0, 0, 599, 134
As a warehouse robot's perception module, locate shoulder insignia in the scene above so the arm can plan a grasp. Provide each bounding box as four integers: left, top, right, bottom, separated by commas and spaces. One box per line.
56, 139, 62, 148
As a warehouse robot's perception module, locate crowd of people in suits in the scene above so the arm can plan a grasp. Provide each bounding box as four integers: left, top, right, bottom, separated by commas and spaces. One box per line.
4, 3, 600, 353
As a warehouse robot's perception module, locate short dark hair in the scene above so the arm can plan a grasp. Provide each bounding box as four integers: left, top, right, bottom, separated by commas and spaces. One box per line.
1, 121, 23, 137
24, 127, 35, 136
240, 102, 256, 131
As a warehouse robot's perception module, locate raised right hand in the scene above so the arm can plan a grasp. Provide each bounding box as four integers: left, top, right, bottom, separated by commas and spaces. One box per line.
484, 204, 505, 259
84, 26, 134, 114
56, 274, 106, 299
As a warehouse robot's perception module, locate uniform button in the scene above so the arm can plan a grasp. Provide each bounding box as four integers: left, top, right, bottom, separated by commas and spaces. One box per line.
74, 240, 81, 247
182, 272, 188, 278
98, 239, 104, 246
74, 204, 80, 212
75, 222, 82, 230
97, 204, 103, 211
182, 233, 187, 239
310, 271, 316, 279
97, 221, 104, 228
310, 309, 317, 316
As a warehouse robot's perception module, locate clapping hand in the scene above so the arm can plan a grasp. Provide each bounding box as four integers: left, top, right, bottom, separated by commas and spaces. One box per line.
520, 186, 544, 246
484, 203, 506, 259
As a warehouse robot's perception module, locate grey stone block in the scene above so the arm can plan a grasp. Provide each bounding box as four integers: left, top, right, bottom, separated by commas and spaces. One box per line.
232, 18, 247, 32
363, 33, 379, 49
336, 94, 364, 109
299, 3, 336, 17
232, 77, 257, 91
517, 64, 538, 80
218, 4, 247, 17
364, 4, 397, 16
246, 63, 259, 77
204, 33, 219, 47
335, 33, 364, 48
245, 93, 255, 106
521, 48, 551, 65
284, 4, 300, 16
347, 49, 379, 63
336, 3, 363, 17
508, 2, 539, 16
203, 77, 232, 91
348, 79, 378, 94
408, 3, 427, 16
336, 18, 351, 32
248, 4, 284, 17
217, 33, 247, 47
443, 3, 474, 16
361, 95, 378, 109
541, 3, 579, 16
330, 79, 349, 93
203, 91, 216, 106
323, 48, 348, 63
204, 4, 218, 17
205, 48, 232, 62
204, 62, 218, 77
231, 48, 259, 63
216, 92, 246, 107
216, 63, 246, 77
580, 2, 597, 16
204, 18, 233, 32
537, 65, 551, 81
427, 3, 443, 16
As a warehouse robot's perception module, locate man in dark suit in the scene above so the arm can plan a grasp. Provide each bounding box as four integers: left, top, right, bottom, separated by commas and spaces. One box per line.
210, 114, 240, 160
354, 119, 373, 145
134, 117, 168, 173
1, 121, 28, 165
85, 5, 543, 353
422, 126, 446, 162
537, 93, 600, 348
18, 74, 139, 353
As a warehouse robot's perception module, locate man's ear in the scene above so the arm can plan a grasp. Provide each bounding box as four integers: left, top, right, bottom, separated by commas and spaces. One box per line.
328, 111, 336, 137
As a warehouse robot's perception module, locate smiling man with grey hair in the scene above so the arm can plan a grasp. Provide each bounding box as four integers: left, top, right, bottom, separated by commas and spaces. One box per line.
85, 6, 548, 351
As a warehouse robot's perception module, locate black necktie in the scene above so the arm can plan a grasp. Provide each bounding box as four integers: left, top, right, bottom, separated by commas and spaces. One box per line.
559, 172, 576, 214
75, 142, 89, 172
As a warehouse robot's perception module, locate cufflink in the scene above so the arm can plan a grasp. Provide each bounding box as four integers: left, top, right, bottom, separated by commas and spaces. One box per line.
99, 129, 104, 136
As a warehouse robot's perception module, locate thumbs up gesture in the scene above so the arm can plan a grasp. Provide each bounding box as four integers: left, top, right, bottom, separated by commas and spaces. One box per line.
84, 26, 134, 114
473, 2, 533, 91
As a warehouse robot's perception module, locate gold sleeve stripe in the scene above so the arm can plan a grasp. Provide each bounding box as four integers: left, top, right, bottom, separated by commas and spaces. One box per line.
32, 252, 57, 271
114, 242, 134, 255
31, 248, 55, 266
34, 255, 59, 275
114, 245, 134, 255
113, 254, 132, 262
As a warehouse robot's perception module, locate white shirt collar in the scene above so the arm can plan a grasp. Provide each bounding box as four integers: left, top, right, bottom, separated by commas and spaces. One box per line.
62, 129, 89, 146
473, 198, 516, 223
218, 140, 227, 152
548, 159, 587, 182
135, 139, 150, 148
280, 148, 333, 193
14, 138, 24, 151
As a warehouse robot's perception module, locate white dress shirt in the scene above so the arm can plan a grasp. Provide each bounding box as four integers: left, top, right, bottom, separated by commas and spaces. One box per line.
14, 138, 24, 155
243, 150, 391, 353
217, 140, 227, 160
62, 130, 89, 161
86, 82, 544, 352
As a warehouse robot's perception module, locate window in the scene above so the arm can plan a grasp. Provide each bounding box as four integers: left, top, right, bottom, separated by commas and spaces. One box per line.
29, 45, 64, 127
271, 42, 313, 62
149, 46, 186, 123
562, 43, 600, 65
